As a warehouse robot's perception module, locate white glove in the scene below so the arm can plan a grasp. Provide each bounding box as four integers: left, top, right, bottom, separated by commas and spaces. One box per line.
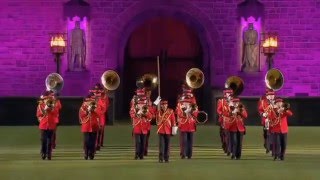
232, 109, 238, 114
44, 105, 49, 110
262, 112, 268, 118
184, 107, 192, 114
153, 96, 161, 105
87, 106, 93, 112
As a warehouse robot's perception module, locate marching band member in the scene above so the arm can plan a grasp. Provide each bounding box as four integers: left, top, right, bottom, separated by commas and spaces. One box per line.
227, 98, 247, 160
91, 83, 110, 150
217, 89, 233, 155
258, 89, 273, 153
36, 92, 59, 160
79, 95, 102, 160
270, 98, 293, 161
176, 83, 197, 158
177, 95, 199, 159
156, 100, 176, 163
129, 96, 153, 160
50, 91, 62, 150
259, 90, 276, 155
144, 89, 156, 156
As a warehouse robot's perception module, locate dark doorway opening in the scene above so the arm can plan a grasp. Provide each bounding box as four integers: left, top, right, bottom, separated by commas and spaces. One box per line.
122, 17, 203, 118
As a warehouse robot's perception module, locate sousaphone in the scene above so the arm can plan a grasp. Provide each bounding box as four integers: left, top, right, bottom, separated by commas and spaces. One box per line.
45, 73, 64, 93
101, 70, 120, 91
265, 68, 284, 91
136, 73, 158, 91
225, 76, 244, 97
186, 68, 204, 89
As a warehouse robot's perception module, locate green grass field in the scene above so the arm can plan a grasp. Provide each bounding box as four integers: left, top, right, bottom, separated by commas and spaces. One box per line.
0, 125, 319, 180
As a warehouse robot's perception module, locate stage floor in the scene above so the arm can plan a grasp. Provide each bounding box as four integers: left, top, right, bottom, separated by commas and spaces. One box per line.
0, 125, 319, 180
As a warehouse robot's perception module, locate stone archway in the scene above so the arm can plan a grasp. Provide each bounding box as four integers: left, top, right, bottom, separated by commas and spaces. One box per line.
103, 0, 224, 120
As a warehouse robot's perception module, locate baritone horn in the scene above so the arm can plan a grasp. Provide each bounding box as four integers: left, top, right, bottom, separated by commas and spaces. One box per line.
101, 70, 120, 91
186, 68, 204, 89
136, 73, 158, 91
225, 76, 244, 97
265, 68, 284, 91
45, 73, 64, 93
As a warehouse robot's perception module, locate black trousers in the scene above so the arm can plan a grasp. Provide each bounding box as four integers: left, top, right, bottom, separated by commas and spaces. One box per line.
219, 126, 227, 152
181, 132, 194, 158
83, 132, 97, 156
263, 129, 273, 151
40, 130, 54, 156
273, 133, 287, 158
230, 131, 244, 158
135, 134, 146, 158
225, 130, 231, 154
159, 134, 171, 161
144, 130, 150, 155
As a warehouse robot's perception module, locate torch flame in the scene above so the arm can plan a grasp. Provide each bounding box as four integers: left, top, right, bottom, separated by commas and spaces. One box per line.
262, 37, 278, 48
50, 36, 66, 47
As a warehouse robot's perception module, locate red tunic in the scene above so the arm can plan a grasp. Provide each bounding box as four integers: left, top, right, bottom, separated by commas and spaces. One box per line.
176, 106, 198, 132
258, 97, 269, 126
218, 99, 232, 130
79, 102, 102, 133
130, 108, 153, 134
157, 108, 176, 134
270, 110, 293, 133
228, 108, 248, 132
37, 103, 59, 130
97, 96, 109, 126
54, 99, 62, 124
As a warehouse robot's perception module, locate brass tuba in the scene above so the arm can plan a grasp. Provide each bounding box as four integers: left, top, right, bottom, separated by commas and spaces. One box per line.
225, 76, 244, 97
186, 68, 204, 89
45, 73, 64, 93
101, 70, 120, 91
265, 68, 284, 91
136, 73, 158, 91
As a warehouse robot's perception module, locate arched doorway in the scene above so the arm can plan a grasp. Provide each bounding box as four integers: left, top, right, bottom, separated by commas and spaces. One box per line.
122, 17, 203, 117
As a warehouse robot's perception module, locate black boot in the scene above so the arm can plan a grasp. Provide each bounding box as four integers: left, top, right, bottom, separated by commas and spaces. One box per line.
41, 153, 46, 160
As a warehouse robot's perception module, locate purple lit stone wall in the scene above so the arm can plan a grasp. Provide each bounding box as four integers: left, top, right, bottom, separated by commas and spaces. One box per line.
0, 0, 319, 97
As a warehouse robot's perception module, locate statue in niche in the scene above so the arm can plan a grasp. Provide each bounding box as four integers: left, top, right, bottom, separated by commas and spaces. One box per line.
241, 23, 259, 72
69, 21, 86, 71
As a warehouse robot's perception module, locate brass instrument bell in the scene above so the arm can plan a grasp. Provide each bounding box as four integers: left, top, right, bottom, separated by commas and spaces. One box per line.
225, 76, 244, 97
186, 68, 204, 89
265, 68, 284, 91
101, 70, 120, 91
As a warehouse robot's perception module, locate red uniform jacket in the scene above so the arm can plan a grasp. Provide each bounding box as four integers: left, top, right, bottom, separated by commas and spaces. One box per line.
130, 108, 153, 135
97, 96, 109, 126
146, 99, 156, 131
258, 97, 269, 126
217, 98, 228, 124
54, 99, 62, 124
270, 110, 293, 133
218, 99, 232, 130
79, 102, 102, 133
157, 108, 176, 134
37, 103, 59, 130
176, 106, 198, 132
228, 107, 248, 132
